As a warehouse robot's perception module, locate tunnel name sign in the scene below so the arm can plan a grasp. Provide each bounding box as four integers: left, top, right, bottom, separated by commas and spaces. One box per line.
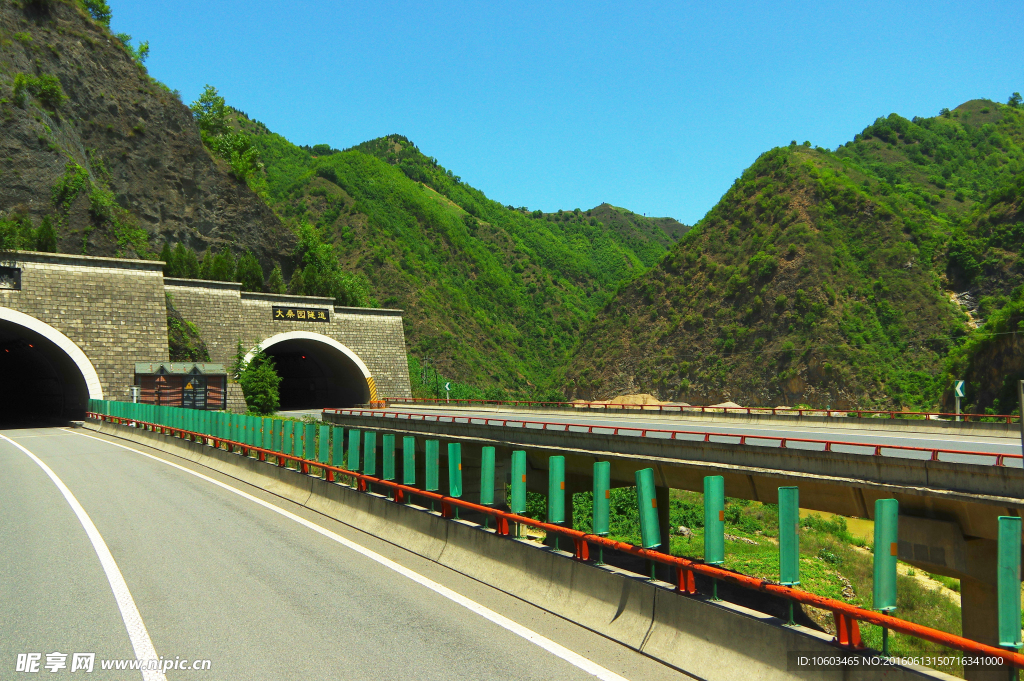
272, 306, 330, 323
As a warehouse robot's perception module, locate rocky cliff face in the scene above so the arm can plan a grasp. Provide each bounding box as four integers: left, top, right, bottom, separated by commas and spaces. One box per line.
0, 0, 293, 265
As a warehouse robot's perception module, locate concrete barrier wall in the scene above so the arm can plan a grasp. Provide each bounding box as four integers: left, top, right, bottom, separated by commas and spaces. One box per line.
87, 421, 957, 681
323, 412, 1024, 503
397, 403, 1022, 439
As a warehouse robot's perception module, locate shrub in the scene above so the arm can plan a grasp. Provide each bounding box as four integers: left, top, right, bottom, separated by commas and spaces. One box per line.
748, 251, 777, 280
35, 216, 57, 252
13, 73, 67, 110
0, 215, 35, 251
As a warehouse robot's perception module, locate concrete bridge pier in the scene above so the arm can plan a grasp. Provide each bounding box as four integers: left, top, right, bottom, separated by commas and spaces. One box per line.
961, 538, 1013, 681
898, 516, 1019, 681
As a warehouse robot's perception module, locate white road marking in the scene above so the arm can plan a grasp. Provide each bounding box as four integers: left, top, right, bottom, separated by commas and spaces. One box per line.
67, 429, 630, 681
0, 434, 166, 681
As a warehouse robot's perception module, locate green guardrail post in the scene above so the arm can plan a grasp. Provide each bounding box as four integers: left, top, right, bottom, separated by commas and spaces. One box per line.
593, 461, 610, 565
318, 424, 330, 469
998, 516, 1022, 650
270, 416, 279, 454
480, 446, 495, 528
635, 468, 661, 580
292, 421, 303, 461
304, 423, 316, 463
448, 443, 462, 518
282, 421, 294, 465
382, 434, 395, 482
425, 440, 439, 512
873, 498, 898, 656
332, 426, 344, 468
778, 486, 800, 624
510, 450, 526, 538
402, 436, 416, 502
363, 431, 377, 479
704, 475, 725, 600
548, 455, 565, 552
347, 429, 361, 475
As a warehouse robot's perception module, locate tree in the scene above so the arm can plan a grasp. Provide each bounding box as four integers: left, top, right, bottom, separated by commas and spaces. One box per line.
267, 265, 286, 294
235, 251, 264, 292
190, 85, 229, 141
35, 217, 58, 253
82, 0, 111, 26
0, 215, 34, 252
180, 246, 200, 278
169, 242, 188, 277
294, 223, 371, 306
1009, 92, 1023, 109
202, 246, 235, 282
198, 248, 213, 279
189, 86, 267, 196
234, 342, 280, 415
288, 266, 304, 295
159, 242, 173, 273
115, 33, 149, 65
230, 340, 247, 380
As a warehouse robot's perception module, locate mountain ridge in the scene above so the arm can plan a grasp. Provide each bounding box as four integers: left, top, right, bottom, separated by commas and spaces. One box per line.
566, 98, 1024, 411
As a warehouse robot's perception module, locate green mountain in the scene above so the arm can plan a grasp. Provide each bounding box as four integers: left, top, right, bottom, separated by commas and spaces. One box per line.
566, 98, 1024, 411
8, 1, 1022, 412
242, 127, 677, 397
0, 0, 681, 400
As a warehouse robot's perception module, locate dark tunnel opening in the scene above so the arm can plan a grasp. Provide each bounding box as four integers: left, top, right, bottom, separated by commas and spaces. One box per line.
0, 319, 90, 427
262, 339, 370, 410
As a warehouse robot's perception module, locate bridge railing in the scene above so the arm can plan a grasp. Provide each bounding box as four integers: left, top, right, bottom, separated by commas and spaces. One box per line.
86, 399, 1024, 672
382, 396, 1022, 424
328, 408, 1023, 467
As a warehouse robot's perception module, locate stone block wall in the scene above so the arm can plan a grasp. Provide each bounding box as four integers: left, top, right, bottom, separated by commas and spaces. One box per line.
0, 251, 168, 400
164, 278, 412, 400
0, 254, 410, 408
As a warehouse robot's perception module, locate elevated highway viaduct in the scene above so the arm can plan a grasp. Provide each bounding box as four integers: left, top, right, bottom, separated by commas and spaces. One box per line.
324, 406, 1024, 679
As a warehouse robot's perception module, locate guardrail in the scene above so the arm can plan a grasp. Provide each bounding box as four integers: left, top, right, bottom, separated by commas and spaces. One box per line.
86, 408, 1024, 671
383, 396, 1022, 424
327, 408, 1023, 467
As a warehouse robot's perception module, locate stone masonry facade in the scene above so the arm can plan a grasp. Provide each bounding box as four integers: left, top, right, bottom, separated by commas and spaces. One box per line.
0, 251, 169, 401
164, 278, 412, 401
0, 251, 412, 406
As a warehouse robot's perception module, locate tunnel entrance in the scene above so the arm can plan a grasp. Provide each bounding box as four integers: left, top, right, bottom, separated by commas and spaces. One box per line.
0, 313, 98, 426
258, 333, 372, 410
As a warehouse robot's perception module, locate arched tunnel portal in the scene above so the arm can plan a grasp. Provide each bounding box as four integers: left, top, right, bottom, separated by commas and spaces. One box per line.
0, 307, 103, 426
249, 331, 375, 410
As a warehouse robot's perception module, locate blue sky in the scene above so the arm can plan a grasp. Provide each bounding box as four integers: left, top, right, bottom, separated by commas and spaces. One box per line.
112, 0, 1022, 225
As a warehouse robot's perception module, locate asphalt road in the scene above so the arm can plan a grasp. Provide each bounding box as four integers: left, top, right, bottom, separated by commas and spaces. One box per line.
1, 426, 683, 681
293, 406, 1024, 468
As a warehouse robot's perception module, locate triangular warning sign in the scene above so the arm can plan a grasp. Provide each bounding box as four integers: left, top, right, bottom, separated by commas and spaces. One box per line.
184, 382, 193, 390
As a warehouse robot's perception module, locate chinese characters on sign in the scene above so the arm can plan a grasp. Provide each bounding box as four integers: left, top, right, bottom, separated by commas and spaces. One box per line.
272, 306, 330, 323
